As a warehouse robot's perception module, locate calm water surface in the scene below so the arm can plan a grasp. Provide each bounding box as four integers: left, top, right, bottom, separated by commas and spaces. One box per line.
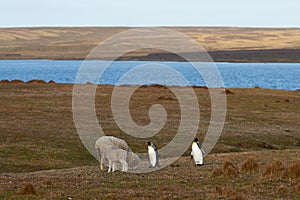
0, 60, 299, 90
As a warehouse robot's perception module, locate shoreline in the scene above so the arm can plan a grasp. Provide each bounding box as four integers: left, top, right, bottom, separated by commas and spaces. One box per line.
0, 79, 298, 91
1, 58, 300, 63
2, 49, 300, 63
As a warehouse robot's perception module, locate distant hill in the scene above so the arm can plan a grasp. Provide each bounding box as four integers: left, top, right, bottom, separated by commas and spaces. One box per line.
0, 27, 300, 62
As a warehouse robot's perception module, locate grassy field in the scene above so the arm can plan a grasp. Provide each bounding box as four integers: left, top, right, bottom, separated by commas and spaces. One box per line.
0, 27, 300, 62
0, 82, 299, 199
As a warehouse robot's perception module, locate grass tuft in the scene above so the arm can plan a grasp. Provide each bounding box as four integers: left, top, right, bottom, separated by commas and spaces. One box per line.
229, 193, 248, 200
19, 182, 37, 195
241, 157, 259, 172
211, 167, 223, 177
215, 186, 235, 198
211, 161, 239, 178
295, 183, 300, 195
223, 160, 239, 178
222, 89, 234, 94
277, 184, 287, 194
288, 161, 300, 180
263, 160, 287, 180
214, 186, 247, 200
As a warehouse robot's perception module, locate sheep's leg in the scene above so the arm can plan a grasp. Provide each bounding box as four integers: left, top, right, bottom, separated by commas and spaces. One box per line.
100, 157, 104, 170
99, 159, 104, 171
112, 162, 115, 172
99, 161, 102, 171
108, 160, 112, 173
120, 161, 125, 172
121, 160, 128, 172
97, 150, 104, 171
124, 162, 128, 172
122, 163, 125, 172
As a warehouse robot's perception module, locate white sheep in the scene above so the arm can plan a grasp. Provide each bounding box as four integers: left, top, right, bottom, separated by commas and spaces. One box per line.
105, 148, 128, 172
95, 136, 129, 170
95, 136, 140, 172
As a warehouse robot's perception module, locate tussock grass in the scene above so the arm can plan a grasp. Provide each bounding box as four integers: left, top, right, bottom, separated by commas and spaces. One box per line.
215, 186, 235, 198
223, 160, 239, 178
277, 184, 287, 194
214, 186, 248, 200
241, 157, 259, 172
288, 161, 300, 180
211, 160, 239, 178
295, 183, 300, 195
229, 193, 248, 200
19, 182, 36, 195
223, 89, 235, 95
263, 160, 287, 180
211, 167, 223, 177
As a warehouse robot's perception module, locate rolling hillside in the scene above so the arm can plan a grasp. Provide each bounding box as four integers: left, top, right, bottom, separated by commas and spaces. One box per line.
0, 27, 300, 62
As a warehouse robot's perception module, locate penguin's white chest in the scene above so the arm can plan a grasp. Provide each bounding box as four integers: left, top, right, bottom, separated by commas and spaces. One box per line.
192, 142, 203, 165
148, 146, 157, 167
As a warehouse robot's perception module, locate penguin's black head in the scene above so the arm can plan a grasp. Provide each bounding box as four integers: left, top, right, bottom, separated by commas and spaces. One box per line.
147, 141, 152, 146
193, 138, 198, 142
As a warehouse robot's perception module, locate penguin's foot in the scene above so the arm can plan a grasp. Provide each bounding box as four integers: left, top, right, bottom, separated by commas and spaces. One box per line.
196, 164, 204, 166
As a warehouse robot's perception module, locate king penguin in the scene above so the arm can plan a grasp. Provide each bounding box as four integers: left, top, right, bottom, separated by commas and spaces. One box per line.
147, 141, 159, 168
191, 137, 205, 166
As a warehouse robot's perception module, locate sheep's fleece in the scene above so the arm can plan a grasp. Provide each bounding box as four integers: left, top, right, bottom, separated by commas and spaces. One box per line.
95, 136, 140, 169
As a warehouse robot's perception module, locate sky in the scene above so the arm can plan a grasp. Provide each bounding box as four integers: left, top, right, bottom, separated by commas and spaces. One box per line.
0, 0, 299, 27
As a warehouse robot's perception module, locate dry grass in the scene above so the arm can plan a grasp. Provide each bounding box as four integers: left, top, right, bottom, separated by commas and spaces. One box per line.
223, 89, 235, 95
26, 79, 47, 84
19, 182, 36, 195
211, 160, 239, 178
229, 193, 248, 200
288, 161, 300, 180
0, 84, 299, 199
214, 186, 248, 200
277, 185, 287, 194
1, 150, 299, 199
1, 27, 300, 62
211, 167, 223, 177
295, 183, 300, 195
10, 79, 24, 84
215, 186, 236, 198
241, 157, 259, 172
0, 80, 10, 83
263, 160, 287, 180
223, 160, 239, 178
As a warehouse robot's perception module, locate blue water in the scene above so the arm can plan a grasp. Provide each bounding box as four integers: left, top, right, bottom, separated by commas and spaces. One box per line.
0, 60, 299, 90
